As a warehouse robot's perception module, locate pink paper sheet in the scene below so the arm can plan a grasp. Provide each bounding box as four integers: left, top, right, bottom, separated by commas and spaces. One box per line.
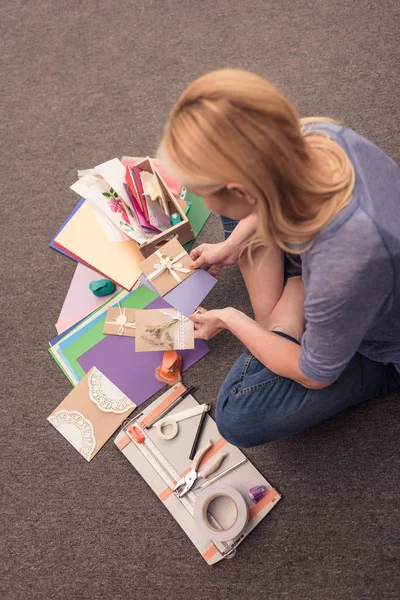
56, 263, 121, 334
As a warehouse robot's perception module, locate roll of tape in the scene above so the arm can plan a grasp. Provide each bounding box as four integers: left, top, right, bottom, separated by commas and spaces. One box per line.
193, 485, 249, 542
155, 418, 178, 440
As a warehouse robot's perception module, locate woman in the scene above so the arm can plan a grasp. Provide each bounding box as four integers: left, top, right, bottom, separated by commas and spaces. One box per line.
159, 69, 400, 447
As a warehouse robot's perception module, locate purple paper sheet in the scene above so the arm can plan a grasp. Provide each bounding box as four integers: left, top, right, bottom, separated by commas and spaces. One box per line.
78, 336, 209, 405
139, 268, 216, 316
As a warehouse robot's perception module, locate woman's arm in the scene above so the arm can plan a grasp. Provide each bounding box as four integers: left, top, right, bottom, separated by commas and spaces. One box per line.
190, 307, 331, 389
219, 309, 330, 389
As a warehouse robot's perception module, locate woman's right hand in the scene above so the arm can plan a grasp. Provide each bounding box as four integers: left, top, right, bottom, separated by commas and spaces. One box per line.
189, 241, 238, 276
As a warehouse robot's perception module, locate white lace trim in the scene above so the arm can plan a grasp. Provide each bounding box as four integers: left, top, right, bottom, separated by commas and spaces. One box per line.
48, 410, 96, 461
160, 310, 189, 349
88, 368, 133, 414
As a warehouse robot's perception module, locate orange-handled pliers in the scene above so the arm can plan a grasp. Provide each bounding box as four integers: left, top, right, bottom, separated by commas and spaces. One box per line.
173, 439, 227, 498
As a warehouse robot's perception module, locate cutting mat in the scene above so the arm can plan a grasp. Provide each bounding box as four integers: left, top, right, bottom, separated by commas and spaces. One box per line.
115, 385, 281, 565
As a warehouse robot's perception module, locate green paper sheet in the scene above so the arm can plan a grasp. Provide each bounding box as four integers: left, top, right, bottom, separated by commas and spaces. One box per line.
49, 285, 158, 385
183, 190, 210, 251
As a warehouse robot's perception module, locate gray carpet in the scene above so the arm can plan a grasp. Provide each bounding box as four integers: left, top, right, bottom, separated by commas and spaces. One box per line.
1, 1, 399, 598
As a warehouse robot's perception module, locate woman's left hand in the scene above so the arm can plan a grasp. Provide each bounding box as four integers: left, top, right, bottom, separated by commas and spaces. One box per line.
189, 307, 229, 340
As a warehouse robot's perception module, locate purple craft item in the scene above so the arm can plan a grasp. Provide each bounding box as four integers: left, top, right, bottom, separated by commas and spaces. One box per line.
248, 485, 268, 503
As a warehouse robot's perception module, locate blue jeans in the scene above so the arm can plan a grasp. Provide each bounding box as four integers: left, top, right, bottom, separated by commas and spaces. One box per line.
216, 217, 400, 446
220, 216, 239, 239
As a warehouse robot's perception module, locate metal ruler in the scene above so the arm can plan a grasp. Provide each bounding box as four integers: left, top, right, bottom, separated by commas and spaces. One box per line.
124, 421, 236, 557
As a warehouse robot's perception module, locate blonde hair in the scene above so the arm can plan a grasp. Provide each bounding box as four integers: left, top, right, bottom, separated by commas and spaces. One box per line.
159, 69, 355, 253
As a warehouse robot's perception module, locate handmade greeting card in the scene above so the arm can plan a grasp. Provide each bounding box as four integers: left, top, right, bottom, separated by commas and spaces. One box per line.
103, 306, 136, 337
125, 169, 160, 232
138, 238, 194, 296
94, 158, 134, 214
129, 165, 148, 219
135, 308, 194, 352
47, 367, 135, 461
140, 170, 171, 230
71, 175, 148, 244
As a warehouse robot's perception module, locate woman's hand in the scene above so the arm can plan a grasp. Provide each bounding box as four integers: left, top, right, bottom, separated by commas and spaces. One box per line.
190, 214, 258, 275
190, 307, 233, 340
189, 241, 238, 276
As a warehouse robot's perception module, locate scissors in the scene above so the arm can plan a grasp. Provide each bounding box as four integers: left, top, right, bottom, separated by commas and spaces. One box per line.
173, 439, 227, 497
155, 404, 210, 440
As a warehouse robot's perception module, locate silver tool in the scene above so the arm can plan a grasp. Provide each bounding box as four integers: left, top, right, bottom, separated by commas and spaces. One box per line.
192, 458, 248, 491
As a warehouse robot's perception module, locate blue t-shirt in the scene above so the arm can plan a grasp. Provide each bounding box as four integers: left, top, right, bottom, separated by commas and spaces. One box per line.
299, 123, 400, 383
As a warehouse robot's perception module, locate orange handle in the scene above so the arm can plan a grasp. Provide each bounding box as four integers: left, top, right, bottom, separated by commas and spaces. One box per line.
128, 426, 145, 444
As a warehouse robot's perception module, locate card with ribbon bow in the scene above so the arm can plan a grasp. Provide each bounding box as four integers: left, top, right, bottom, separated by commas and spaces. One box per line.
138, 238, 194, 296
103, 305, 136, 337
135, 308, 195, 352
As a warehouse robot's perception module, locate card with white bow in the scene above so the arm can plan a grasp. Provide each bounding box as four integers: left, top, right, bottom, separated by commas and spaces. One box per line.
47, 367, 136, 461
103, 305, 136, 337
135, 308, 195, 352
138, 238, 194, 296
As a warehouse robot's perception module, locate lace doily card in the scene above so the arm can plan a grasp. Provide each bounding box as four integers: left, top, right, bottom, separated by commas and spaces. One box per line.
103, 306, 136, 337
47, 367, 136, 461
138, 238, 194, 296
135, 308, 194, 352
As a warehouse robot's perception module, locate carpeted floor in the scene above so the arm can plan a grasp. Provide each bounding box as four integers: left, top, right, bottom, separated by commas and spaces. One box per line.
1, 1, 399, 598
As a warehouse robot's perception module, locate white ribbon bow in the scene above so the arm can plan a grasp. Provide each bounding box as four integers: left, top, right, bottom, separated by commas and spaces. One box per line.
160, 310, 189, 349
105, 304, 136, 336
147, 250, 192, 284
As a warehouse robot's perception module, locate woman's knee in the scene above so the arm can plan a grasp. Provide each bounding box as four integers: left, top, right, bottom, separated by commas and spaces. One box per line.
215, 385, 288, 447
215, 405, 258, 447
215, 349, 306, 446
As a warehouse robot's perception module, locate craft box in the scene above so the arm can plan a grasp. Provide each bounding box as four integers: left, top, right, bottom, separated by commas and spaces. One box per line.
136, 157, 194, 257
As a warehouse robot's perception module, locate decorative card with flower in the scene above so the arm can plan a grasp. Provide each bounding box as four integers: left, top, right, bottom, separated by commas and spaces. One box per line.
135, 308, 194, 352
70, 173, 148, 244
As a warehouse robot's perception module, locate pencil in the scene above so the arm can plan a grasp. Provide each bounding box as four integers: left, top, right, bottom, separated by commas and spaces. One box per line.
189, 407, 209, 460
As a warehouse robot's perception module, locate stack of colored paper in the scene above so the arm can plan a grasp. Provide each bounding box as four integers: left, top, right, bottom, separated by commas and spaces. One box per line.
49, 284, 210, 404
